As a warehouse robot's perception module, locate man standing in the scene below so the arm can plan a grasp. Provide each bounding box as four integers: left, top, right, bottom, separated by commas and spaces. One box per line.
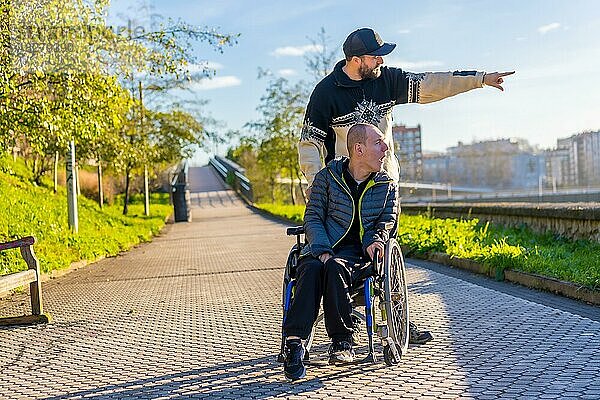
298, 27, 514, 344
299, 27, 514, 185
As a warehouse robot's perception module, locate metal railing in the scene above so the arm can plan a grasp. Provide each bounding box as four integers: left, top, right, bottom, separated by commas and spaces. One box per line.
210, 156, 253, 203
171, 160, 189, 186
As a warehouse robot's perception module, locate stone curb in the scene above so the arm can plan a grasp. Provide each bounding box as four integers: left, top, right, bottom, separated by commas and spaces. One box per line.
503, 269, 600, 305
404, 248, 600, 306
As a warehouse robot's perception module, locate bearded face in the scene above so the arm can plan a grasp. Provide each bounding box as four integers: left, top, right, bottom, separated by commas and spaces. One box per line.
358, 56, 382, 79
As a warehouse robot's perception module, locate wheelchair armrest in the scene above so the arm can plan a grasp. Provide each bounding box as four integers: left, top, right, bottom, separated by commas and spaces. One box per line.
286, 226, 304, 236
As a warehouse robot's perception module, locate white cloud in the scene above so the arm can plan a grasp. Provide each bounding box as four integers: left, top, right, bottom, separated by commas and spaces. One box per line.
271, 44, 323, 57
538, 22, 561, 34
386, 59, 444, 70
180, 61, 224, 74
190, 76, 241, 91
278, 69, 297, 77
202, 61, 224, 70
397, 29, 411, 34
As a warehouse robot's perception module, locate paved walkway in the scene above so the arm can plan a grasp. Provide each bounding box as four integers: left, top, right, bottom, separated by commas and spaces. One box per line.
1, 166, 599, 399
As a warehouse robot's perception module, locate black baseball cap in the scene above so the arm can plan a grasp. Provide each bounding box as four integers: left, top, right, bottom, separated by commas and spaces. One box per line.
343, 28, 396, 58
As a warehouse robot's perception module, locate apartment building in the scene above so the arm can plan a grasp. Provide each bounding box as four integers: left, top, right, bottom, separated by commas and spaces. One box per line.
423, 138, 545, 189
392, 124, 422, 181
546, 130, 600, 186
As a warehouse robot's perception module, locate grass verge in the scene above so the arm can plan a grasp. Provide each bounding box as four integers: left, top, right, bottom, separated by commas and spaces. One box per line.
1, 156, 172, 276
255, 203, 600, 289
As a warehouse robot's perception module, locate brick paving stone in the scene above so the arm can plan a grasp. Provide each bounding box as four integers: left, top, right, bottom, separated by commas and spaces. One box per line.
538, 394, 562, 399
1, 166, 599, 399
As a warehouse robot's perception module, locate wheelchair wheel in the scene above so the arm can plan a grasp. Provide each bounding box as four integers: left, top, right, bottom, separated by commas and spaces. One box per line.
282, 244, 300, 306
278, 244, 301, 363
382, 239, 410, 357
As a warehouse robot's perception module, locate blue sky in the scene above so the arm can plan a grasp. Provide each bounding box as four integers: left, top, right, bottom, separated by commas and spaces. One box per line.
109, 0, 600, 165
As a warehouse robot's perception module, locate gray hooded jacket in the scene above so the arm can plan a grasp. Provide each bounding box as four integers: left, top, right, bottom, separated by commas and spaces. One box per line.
301, 157, 399, 258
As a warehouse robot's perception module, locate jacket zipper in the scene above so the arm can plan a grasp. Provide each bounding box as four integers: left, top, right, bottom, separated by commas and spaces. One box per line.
328, 169, 354, 249
328, 168, 392, 248
358, 179, 392, 240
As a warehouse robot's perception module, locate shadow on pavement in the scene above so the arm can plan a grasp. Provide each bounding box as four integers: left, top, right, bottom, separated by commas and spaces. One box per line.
405, 266, 600, 398
41, 353, 381, 399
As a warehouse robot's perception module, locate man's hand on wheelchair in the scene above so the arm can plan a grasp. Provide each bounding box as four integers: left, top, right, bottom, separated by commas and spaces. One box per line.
366, 241, 385, 262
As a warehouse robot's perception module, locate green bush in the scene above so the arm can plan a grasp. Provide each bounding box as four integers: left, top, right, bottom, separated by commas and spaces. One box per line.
255, 203, 304, 223
254, 203, 600, 289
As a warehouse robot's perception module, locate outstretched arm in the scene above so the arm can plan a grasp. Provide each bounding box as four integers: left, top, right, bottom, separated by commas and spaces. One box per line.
483, 71, 515, 91
392, 69, 515, 104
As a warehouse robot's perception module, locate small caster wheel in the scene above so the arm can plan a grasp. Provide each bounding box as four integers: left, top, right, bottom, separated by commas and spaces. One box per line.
383, 344, 401, 366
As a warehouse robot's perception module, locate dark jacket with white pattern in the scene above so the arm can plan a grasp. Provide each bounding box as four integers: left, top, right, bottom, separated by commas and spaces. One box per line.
301, 157, 399, 259
298, 60, 485, 185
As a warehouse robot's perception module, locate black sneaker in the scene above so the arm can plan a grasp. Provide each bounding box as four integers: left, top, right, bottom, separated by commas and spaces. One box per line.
328, 339, 355, 364
409, 321, 433, 344
284, 339, 306, 381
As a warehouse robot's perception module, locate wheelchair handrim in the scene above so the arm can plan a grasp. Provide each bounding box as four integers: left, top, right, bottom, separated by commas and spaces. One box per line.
383, 239, 410, 354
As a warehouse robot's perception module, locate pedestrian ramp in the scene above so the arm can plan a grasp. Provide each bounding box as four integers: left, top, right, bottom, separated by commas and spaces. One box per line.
187, 165, 244, 208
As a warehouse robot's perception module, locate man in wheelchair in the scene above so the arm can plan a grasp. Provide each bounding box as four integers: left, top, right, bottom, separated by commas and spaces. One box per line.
283, 123, 402, 380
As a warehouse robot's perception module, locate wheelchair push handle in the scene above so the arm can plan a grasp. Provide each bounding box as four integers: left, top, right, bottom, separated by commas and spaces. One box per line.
286, 226, 304, 236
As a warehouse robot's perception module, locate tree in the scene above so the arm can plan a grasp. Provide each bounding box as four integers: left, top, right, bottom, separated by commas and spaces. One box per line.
304, 27, 337, 83
246, 75, 307, 204
1, 0, 238, 215
232, 28, 336, 205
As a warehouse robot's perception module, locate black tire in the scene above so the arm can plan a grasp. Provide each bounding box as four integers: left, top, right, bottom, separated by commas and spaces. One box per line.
282, 244, 300, 307
383, 239, 410, 355
280, 244, 300, 364
383, 344, 402, 366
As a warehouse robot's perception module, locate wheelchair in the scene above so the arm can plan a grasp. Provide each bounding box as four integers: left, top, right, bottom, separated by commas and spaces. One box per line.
277, 226, 410, 366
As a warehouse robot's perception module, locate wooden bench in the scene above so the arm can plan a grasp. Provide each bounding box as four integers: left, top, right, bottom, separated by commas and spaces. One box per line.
0, 236, 51, 325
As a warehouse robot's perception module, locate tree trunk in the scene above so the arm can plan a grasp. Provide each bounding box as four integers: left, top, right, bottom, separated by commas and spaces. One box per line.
270, 177, 275, 203
289, 169, 296, 205
123, 166, 131, 215
32, 155, 39, 180
53, 151, 59, 194
97, 159, 104, 209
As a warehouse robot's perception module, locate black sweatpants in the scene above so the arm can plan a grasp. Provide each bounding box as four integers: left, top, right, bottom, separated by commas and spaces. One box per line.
282, 244, 367, 342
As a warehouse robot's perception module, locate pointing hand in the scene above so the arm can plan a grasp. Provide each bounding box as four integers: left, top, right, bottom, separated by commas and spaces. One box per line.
483, 71, 515, 91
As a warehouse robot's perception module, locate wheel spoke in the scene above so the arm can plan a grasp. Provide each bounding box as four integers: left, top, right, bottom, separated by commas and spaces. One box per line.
383, 240, 410, 355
